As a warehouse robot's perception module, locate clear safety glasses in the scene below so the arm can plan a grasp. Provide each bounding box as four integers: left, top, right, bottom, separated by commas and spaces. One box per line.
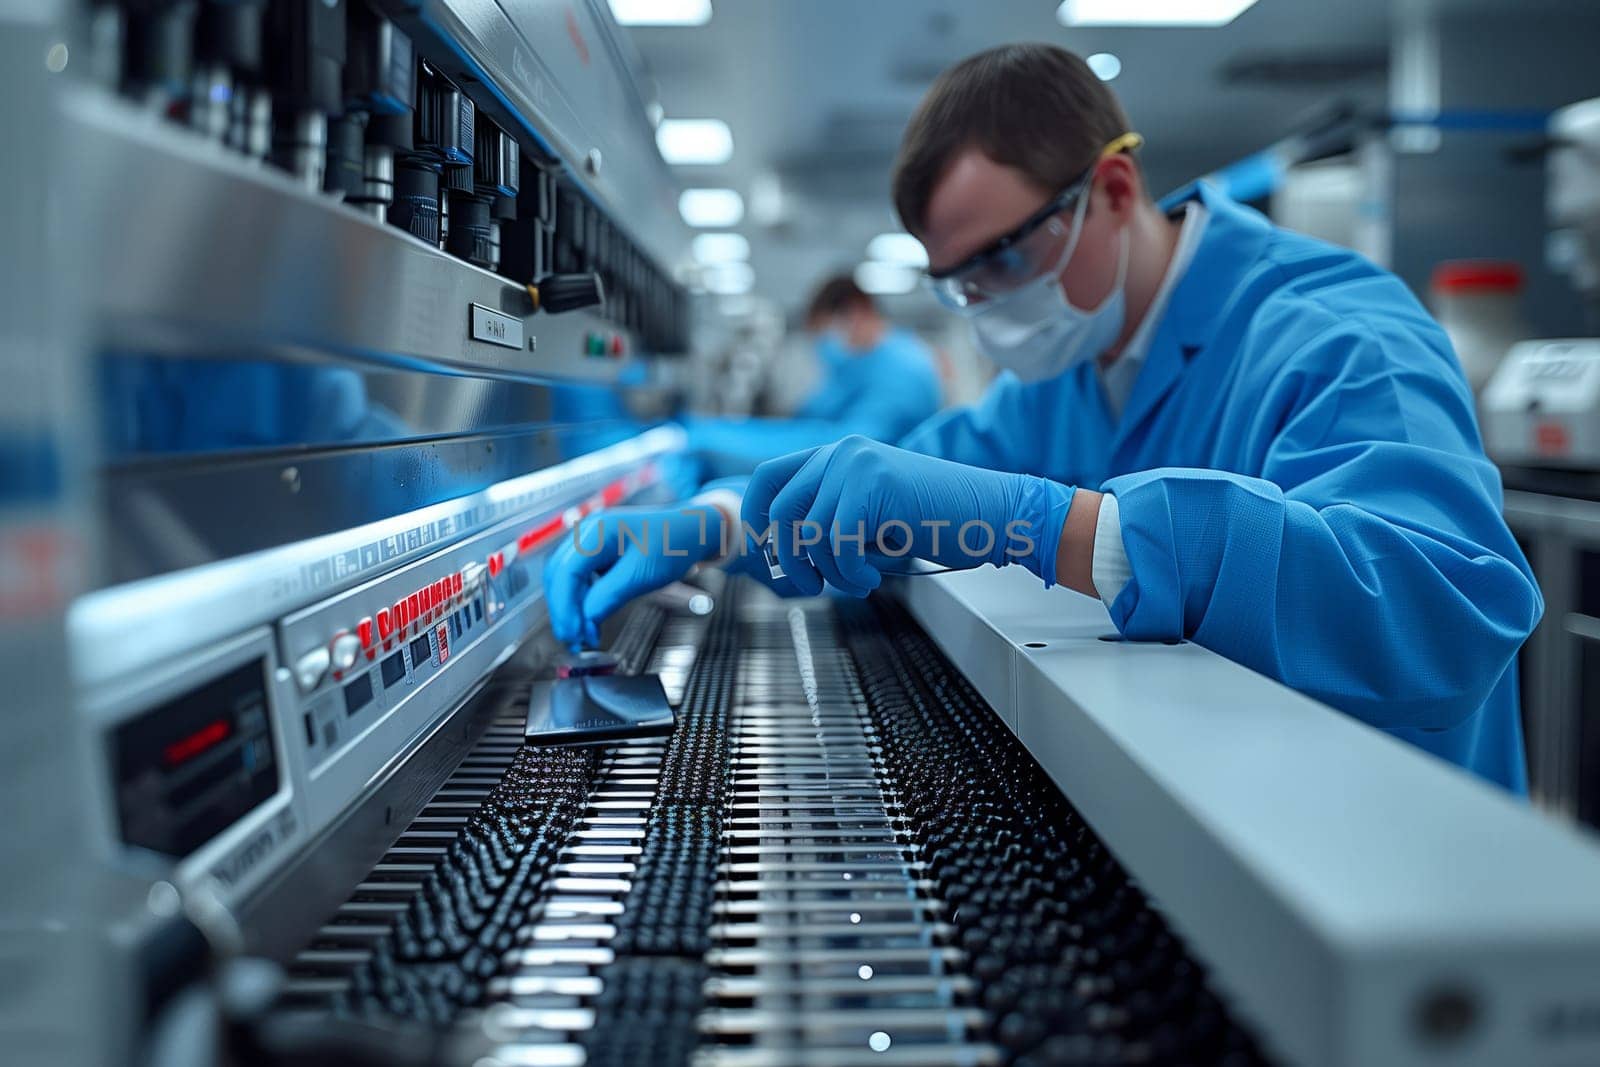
925, 132, 1143, 312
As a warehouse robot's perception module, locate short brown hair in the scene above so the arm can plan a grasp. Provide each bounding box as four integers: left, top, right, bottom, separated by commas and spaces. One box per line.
892, 44, 1133, 237
805, 274, 878, 325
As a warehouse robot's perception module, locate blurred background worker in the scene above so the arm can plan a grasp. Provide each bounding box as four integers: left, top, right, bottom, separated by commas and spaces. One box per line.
549, 43, 1543, 794
675, 274, 942, 486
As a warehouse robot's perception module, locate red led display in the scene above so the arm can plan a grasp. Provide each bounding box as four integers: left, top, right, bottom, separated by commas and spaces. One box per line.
163, 719, 231, 767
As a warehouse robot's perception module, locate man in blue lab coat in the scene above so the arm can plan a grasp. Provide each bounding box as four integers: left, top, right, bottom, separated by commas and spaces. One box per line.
546, 44, 1540, 792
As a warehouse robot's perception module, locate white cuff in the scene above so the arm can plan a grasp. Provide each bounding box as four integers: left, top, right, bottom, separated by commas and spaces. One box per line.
689, 487, 744, 567
1091, 492, 1132, 609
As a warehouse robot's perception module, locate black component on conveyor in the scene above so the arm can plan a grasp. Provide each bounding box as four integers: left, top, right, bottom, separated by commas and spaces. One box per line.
838, 595, 1270, 1066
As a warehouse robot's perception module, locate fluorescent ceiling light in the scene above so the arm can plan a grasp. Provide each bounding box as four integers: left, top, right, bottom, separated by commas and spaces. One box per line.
866, 232, 928, 269
657, 118, 734, 165
1086, 52, 1122, 81
609, 0, 712, 27
854, 261, 918, 296
692, 232, 750, 263
703, 261, 754, 295
1056, 0, 1259, 27
679, 188, 744, 227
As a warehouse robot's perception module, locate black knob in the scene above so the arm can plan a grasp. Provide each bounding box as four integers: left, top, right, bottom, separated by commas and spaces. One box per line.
533, 273, 605, 315
389, 162, 440, 245
446, 195, 496, 269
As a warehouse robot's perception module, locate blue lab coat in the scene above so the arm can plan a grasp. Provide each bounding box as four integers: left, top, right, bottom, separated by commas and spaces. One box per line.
899, 182, 1541, 792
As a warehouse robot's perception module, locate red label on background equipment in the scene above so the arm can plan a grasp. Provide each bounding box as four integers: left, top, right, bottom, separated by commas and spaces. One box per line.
1535, 421, 1571, 457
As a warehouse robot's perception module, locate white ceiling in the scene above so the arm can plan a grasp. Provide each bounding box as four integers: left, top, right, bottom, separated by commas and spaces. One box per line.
612, 0, 1595, 318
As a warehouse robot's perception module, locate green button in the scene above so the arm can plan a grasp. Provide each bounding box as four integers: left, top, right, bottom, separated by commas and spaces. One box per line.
585, 333, 606, 357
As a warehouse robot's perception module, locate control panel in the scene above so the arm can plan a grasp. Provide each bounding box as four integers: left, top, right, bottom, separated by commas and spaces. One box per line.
279, 465, 642, 834
70, 432, 674, 920
81, 626, 299, 906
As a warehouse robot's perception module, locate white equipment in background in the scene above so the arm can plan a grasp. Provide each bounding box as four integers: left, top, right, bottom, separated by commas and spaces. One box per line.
1483, 98, 1600, 467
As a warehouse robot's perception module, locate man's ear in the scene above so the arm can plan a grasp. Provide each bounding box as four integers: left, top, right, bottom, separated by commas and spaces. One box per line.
1097, 154, 1143, 218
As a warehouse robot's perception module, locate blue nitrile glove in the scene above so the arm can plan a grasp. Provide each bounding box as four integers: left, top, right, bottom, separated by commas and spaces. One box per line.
543, 504, 727, 649
740, 435, 1075, 598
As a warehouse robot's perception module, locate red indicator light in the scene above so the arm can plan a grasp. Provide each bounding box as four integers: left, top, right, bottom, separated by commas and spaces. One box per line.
163, 719, 230, 767
377, 608, 393, 641
358, 617, 375, 658
407, 593, 420, 625
421, 586, 433, 616
453, 572, 463, 596
602, 481, 625, 507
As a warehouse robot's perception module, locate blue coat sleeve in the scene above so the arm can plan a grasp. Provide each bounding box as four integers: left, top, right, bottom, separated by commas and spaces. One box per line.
1103, 321, 1542, 734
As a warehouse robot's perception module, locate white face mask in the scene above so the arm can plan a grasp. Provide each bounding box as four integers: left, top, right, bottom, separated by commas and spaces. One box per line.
969, 190, 1129, 382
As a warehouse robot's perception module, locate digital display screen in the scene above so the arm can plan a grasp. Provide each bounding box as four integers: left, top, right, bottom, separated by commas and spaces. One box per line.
410, 633, 432, 668
113, 658, 277, 857
381, 651, 406, 689
344, 672, 374, 717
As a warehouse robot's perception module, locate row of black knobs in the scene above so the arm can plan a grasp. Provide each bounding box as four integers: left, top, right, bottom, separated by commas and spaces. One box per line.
579, 583, 746, 1067
329, 738, 600, 1025
840, 597, 1269, 1067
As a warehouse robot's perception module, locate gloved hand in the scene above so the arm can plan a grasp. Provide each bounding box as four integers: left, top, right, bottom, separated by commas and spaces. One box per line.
740, 435, 1075, 598
543, 504, 727, 649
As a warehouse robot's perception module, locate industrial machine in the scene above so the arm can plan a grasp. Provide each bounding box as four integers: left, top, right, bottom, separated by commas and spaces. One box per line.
10, 5, 1600, 1067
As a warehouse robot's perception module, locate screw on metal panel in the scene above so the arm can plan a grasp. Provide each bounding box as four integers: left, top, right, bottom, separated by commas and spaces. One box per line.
281, 466, 301, 493
585, 148, 602, 176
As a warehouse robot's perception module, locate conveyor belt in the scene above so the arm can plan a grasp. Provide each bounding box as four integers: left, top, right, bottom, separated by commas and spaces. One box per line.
280, 580, 1267, 1065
